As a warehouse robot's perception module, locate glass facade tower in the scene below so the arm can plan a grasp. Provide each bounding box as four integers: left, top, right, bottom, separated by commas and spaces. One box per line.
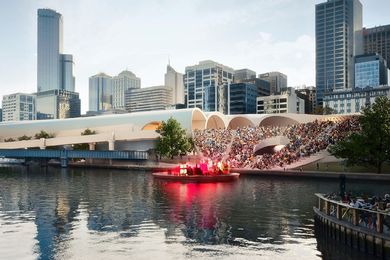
89, 73, 113, 112
37, 9, 63, 92
355, 54, 388, 88
315, 0, 363, 106
364, 25, 390, 69
184, 60, 234, 111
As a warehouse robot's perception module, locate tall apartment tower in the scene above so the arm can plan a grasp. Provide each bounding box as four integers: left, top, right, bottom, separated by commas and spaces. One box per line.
89, 73, 113, 112
184, 60, 234, 111
165, 64, 184, 106
315, 0, 363, 106
2, 93, 36, 122
36, 9, 79, 119
112, 70, 141, 110
363, 25, 390, 69
259, 72, 287, 95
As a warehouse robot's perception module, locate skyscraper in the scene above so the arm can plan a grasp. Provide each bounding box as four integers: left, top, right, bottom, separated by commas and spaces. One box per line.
2, 93, 36, 122
363, 25, 390, 69
165, 64, 184, 106
89, 73, 113, 112
37, 9, 63, 92
184, 60, 234, 111
112, 71, 141, 110
36, 9, 79, 119
315, 0, 363, 106
234, 69, 256, 83
259, 72, 287, 95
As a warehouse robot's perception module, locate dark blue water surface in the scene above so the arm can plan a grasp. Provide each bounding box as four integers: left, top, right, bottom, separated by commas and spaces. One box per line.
0, 165, 388, 260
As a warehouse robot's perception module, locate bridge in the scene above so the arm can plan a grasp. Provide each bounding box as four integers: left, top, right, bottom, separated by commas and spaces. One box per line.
0, 149, 149, 167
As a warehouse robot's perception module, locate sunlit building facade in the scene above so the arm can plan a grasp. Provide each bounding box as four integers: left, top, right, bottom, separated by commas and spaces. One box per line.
355, 54, 388, 88
257, 88, 305, 114
184, 60, 234, 111
89, 73, 113, 112
36, 90, 80, 119
315, 0, 363, 106
112, 71, 141, 110
2, 93, 36, 122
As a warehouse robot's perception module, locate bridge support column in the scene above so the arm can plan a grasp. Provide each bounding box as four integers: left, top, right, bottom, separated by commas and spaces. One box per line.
39, 138, 46, 150
89, 143, 96, 151
108, 140, 115, 151
60, 157, 68, 168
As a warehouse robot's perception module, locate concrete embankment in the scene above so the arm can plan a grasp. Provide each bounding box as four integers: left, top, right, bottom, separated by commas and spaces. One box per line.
234, 168, 390, 181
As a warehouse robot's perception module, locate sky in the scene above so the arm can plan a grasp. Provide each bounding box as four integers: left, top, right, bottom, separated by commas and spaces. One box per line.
0, 0, 389, 113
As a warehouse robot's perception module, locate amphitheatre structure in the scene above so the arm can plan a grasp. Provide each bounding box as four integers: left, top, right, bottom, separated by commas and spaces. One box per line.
0, 108, 354, 169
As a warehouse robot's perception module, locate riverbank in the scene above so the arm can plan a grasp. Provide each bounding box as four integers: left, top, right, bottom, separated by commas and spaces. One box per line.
45, 161, 390, 181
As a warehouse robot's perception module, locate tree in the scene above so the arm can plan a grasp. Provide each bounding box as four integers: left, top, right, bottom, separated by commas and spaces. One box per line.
34, 130, 55, 139
74, 128, 97, 150
17, 135, 32, 141
329, 96, 390, 173
81, 128, 96, 136
4, 138, 15, 142
155, 117, 191, 159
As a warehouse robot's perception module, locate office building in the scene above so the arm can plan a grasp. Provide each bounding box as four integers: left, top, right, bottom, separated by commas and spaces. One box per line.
295, 86, 317, 114
89, 73, 113, 112
323, 86, 390, 114
355, 54, 388, 88
36, 90, 80, 119
234, 69, 256, 83
2, 93, 36, 122
242, 78, 271, 96
259, 72, 287, 95
112, 70, 141, 110
364, 25, 390, 69
226, 83, 258, 115
125, 85, 173, 112
0, 109, 2, 122
184, 60, 234, 111
257, 88, 305, 114
165, 64, 185, 106
315, 0, 363, 106
37, 9, 79, 119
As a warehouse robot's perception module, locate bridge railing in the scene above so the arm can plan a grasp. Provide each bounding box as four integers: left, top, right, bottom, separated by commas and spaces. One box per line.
0, 149, 149, 160
316, 193, 390, 235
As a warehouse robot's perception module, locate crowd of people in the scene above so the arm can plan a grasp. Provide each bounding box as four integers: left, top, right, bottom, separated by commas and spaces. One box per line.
193, 116, 361, 170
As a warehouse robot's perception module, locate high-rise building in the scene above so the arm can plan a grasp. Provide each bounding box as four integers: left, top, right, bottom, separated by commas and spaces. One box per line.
165, 65, 184, 106
242, 78, 271, 96
259, 72, 287, 95
124, 65, 185, 113
61, 54, 75, 92
257, 88, 305, 114
315, 0, 363, 106
89, 73, 113, 112
36, 90, 80, 120
295, 86, 317, 114
226, 83, 258, 115
125, 85, 173, 113
234, 69, 256, 83
0, 109, 2, 122
2, 93, 36, 122
184, 60, 234, 111
37, 9, 63, 92
355, 54, 388, 88
363, 25, 390, 69
36, 9, 80, 119
112, 70, 141, 110
323, 86, 390, 114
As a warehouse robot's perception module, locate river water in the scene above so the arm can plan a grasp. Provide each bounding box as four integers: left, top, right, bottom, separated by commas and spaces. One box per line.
0, 165, 388, 260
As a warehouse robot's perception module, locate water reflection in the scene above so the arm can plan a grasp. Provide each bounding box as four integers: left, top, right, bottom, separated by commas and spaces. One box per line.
0, 166, 388, 259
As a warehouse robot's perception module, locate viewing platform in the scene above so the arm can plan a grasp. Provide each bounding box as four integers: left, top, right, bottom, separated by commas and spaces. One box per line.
314, 193, 390, 258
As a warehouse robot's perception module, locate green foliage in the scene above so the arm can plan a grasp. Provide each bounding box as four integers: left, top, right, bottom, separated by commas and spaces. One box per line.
81, 128, 96, 135
155, 117, 191, 159
34, 130, 55, 139
73, 129, 97, 150
4, 138, 15, 142
329, 96, 390, 173
17, 135, 32, 141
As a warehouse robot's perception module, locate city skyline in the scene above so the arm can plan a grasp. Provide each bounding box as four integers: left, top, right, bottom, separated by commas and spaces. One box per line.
0, 0, 389, 113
